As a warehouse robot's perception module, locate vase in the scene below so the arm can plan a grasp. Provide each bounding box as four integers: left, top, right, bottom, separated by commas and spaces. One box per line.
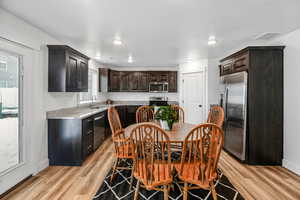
160, 120, 172, 131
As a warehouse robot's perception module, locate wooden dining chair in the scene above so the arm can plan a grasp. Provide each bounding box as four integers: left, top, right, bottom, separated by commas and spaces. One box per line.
136, 105, 154, 123
108, 107, 134, 184
108, 106, 123, 135
175, 123, 224, 200
207, 106, 224, 128
130, 122, 173, 200
171, 105, 185, 123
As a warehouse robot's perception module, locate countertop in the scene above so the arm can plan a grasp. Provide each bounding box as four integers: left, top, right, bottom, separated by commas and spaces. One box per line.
47, 101, 178, 120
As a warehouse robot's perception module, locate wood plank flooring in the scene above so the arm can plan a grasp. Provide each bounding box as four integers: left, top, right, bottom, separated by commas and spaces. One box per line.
1, 139, 300, 200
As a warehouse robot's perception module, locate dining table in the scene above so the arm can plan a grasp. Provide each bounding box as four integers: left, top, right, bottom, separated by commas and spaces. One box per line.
124, 122, 196, 143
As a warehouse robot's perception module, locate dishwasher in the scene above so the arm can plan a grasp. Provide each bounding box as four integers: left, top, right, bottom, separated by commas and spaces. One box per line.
93, 112, 106, 151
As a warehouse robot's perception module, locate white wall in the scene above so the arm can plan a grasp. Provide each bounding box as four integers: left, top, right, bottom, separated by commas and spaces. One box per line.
178, 59, 220, 117
268, 29, 300, 175
0, 8, 106, 174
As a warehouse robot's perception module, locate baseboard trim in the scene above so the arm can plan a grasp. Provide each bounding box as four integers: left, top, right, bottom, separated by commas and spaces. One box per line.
283, 159, 300, 176
34, 159, 49, 175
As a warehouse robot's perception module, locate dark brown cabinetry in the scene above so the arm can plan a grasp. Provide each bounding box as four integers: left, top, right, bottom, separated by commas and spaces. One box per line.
48, 45, 89, 92
128, 72, 149, 92
220, 46, 284, 165
149, 71, 168, 82
116, 105, 140, 127
108, 70, 121, 92
220, 51, 249, 76
168, 71, 178, 92
82, 117, 94, 158
48, 111, 109, 166
107, 70, 177, 92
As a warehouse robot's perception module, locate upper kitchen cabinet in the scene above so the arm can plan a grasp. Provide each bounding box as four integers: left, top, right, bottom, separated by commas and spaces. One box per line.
120, 71, 130, 91
128, 72, 149, 92
107, 70, 177, 92
149, 71, 168, 82
219, 50, 249, 76
108, 69, 120, 92
168, 71, 178, 92
48, 45, 89, 92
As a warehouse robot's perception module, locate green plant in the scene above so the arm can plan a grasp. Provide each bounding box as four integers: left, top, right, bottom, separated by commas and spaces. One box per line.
154, 106, 179, 129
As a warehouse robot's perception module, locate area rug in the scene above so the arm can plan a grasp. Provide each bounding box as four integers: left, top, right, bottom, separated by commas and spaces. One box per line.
93, 160, 244, 200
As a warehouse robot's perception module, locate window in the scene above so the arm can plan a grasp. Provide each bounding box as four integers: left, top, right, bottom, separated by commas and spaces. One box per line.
0, 61, 7, 72
79, 68, 98, 104
0, 80, 8, 88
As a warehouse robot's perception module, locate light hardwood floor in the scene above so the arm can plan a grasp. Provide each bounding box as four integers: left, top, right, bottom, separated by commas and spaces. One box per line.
1, 139, 300, 200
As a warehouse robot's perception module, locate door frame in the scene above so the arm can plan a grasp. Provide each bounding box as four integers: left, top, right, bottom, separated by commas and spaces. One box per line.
0, 38, 35, 195
180, 68, 208, 123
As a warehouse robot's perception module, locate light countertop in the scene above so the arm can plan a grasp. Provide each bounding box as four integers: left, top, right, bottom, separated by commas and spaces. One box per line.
46, 101, 178, 120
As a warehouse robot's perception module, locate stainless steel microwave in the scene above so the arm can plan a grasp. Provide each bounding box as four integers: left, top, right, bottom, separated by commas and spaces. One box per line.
149, 82, 168, 93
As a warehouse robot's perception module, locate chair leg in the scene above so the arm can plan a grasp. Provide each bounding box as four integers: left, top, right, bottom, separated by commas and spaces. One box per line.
210, 181, 217, 200
110, 158, 119, 183
129, 161, 135, 190
183, 182, 188, 200
134, 180, 140, 200
163, 185, 168, 200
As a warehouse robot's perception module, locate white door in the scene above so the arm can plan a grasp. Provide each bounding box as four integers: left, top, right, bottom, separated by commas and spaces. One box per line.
182, 72, 206, 124
0, 39, 34, 195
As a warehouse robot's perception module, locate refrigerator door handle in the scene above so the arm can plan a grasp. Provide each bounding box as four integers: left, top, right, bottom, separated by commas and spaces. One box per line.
224, 87, 229, 122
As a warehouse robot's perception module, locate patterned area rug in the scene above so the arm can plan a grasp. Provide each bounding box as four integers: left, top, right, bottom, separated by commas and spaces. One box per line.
94, 160, 244, 200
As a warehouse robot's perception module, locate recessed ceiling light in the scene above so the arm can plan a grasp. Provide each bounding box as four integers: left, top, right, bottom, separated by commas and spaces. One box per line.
128, 56, 133, 63
208, 36, 217, 45
95, 53, 101, 60
113, 39, 123, 45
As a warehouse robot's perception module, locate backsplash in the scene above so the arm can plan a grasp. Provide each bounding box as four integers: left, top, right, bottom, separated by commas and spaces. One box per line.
107, 92, 179, 102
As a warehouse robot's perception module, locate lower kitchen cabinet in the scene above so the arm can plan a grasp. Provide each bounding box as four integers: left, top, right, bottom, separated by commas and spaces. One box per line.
48, 111, 109, 166
48, 105, 143, 166
116, 105, 141, 127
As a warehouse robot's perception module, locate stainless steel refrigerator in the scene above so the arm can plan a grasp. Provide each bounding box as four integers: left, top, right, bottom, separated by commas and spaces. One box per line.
221, 71, 247, 161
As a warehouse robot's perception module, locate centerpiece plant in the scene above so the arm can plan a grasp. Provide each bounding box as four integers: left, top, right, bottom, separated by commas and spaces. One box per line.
154, 105, 178, 131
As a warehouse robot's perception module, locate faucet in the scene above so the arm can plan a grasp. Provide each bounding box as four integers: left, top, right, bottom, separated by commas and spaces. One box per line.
89, 95, 97, 108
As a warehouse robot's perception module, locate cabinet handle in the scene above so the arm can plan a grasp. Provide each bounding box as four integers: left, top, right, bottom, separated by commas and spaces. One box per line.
94, 116, 104, 121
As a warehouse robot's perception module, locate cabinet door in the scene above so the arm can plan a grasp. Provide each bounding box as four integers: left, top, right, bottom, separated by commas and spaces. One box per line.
78, 59, 88, 92
149, 72, 159, 82
108, 70, 120, 91
126, 105, 140, 125
98, 68, 101, 92
82, 117, 94, 158
66, 54, 79, 92
168, 71, 177, 92
220, 59, 234, 75
138, 72, 149, 91
128, 72, 139, 91
120, 72, 130, 91
159, 72, 169, 82
232, 52, 249, 73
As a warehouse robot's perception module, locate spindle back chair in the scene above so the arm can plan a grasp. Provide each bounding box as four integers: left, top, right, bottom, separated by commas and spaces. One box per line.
108, 106, 123, 136
171, 104, 185, 123
207, 106, 224, 128
130, 122, 173, 200
136, 105, 154, 123
108, 107, 134, 184
175, 123, 224, 200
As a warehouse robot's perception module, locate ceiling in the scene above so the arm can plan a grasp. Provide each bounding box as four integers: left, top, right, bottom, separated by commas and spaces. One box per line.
1, 0, 300, 67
